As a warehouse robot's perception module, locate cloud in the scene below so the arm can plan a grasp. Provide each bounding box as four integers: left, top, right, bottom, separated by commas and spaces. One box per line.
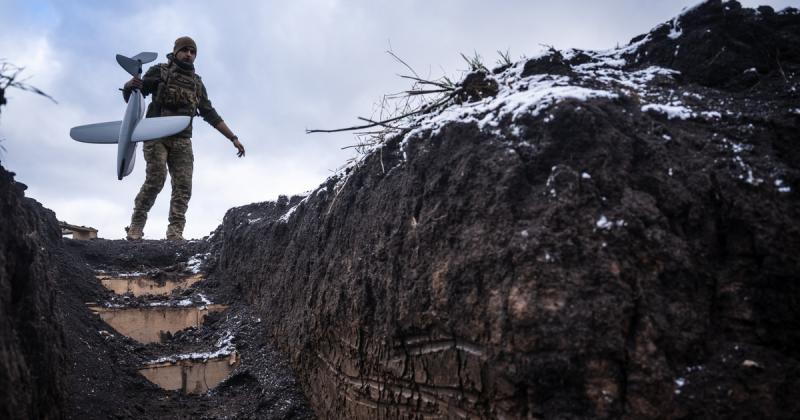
1, 0, 795, 239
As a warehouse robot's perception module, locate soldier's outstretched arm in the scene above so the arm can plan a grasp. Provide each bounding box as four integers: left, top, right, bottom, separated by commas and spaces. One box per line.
214, 121, 245, 158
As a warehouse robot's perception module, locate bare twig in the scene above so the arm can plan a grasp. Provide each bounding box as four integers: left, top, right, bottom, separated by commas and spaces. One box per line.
460, 51, 488, 73
326, 166, 355, 214
776, 49, 788, 83
405, 89, 451, 96
307, 49, 462, 172
707, 46, 726, 67
386, 50, 420, 79
379, 146, 386, 174
399, 75, 454, 89
351, 130, 386, 136
357, 116, 402, 130
0, 61, 57, 105
340, 144, 369, 150
307, 94, 451, 134
496, 49, 513, 67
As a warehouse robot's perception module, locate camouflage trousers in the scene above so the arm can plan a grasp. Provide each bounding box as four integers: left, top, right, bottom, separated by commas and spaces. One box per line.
129, 136, 194, 237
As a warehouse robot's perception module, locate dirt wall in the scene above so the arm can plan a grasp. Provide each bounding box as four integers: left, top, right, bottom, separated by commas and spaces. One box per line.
212, 2, 800, 418
0, 164, 66, 420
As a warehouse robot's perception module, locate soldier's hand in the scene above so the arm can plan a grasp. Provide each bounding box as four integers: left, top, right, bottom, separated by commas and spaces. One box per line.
232, 138, 245, 157
125, 77, 143, 91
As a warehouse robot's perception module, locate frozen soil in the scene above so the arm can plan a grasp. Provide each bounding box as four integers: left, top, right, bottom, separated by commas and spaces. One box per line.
210, 1, 800, 418
2, 1, 799, 418
58, 239, 314, 419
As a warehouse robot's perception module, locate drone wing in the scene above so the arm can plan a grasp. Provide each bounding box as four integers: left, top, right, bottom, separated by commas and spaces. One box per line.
70, 121, 121, 144
131, 116, 191, 142
116, 52, 157, 77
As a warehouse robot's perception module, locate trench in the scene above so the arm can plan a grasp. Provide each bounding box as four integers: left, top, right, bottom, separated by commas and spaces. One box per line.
97, 273, 203, 296
138, 352, 240, 394
89, 273, 238, 394
87, 304, 228, 344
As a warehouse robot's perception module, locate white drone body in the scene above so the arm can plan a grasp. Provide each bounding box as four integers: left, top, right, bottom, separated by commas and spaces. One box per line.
70, 52, 190, 180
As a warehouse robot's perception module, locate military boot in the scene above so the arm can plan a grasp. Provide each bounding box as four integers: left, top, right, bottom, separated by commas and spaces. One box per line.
125, 225, 144, 241
165, 224, 185, 241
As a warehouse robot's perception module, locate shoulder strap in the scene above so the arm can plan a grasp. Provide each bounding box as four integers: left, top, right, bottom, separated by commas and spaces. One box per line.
152, 63, 170, 116
192, 73, 203, 116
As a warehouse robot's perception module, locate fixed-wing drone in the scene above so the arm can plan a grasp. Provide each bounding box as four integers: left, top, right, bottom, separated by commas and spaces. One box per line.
70, 52, 190, 180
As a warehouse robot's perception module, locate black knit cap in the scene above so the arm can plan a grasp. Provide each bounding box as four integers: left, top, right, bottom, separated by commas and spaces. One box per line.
173, 36, 197, 54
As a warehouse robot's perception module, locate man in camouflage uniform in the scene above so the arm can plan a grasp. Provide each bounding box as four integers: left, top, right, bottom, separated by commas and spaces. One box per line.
122, 36, 245, 241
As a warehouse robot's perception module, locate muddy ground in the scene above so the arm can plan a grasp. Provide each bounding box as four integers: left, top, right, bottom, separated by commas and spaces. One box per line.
57, 238, 315, 419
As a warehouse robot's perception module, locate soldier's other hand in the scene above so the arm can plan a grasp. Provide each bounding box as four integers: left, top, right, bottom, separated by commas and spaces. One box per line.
233, 138, 245, 157
125, 77, 143, 90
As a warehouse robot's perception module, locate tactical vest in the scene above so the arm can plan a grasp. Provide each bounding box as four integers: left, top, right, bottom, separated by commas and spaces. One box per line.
153, 63, 202, 117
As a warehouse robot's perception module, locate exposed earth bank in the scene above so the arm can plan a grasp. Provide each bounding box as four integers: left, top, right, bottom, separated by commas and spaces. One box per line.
1, 166, 65, 419
211, 1, 800, 418
1, 0, 799, 419
2, 162, 316, 419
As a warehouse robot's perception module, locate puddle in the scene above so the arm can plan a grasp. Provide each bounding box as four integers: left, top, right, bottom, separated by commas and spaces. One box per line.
87, 304, 228, 343
139, 352, 239, 394
97, 274, 203, 296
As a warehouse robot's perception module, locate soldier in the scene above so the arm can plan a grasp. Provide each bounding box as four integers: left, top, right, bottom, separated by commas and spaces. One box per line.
121, 36, 245, 241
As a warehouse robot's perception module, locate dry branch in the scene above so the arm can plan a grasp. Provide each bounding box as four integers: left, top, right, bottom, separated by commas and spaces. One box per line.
0, 62, 57, 107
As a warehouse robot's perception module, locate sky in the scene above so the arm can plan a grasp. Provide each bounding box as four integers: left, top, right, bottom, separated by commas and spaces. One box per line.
1, 0, 797, 239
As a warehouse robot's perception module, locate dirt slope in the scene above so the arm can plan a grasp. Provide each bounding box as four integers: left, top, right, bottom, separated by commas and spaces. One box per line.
1, 166, 316, 419
0, 166, 66, 420
211, 1, 800, 418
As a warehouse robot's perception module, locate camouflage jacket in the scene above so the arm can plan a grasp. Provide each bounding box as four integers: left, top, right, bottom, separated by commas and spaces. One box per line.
123, 59, 222, 138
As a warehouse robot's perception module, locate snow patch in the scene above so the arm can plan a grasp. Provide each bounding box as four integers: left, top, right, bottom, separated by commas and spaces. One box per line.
403, 73, 617, 145
596, 215, 626, 230
742, 360, 761, 368
278, 193, 312, 223
682, 91, 703, 100
641, 103, 694, 119
674, 377, 687, 394
112, 271, 147, 278
176, 298, 193, 307
668, 17, 683, 40
775, 179, 792, 193
146, 331, 236, 364
186, 253, 210, 274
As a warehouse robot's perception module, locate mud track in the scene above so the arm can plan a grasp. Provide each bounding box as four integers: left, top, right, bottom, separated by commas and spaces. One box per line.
58, 239, 314, 419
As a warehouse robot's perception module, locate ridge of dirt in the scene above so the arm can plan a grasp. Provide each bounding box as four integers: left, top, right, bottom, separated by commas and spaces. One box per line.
209, 1, 800, 418
0, 166, 66, 420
